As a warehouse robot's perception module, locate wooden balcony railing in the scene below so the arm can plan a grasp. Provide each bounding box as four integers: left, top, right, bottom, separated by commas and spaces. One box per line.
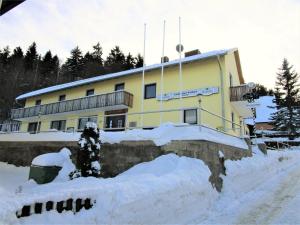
11, 91, 133, 119
230, 85, 253, 102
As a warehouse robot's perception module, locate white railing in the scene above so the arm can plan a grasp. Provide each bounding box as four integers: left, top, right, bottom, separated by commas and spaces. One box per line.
0, 121, 21, 133
1, 106, 245, 138
102, 106, 244, 138
11, 91, 133, 119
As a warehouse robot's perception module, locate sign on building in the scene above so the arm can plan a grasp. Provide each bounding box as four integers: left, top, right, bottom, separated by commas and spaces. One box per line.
157, 87, 219, 101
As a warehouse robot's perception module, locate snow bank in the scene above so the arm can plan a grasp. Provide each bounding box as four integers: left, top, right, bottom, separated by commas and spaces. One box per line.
31, 148, 75, 182
1, 148, 300, 224
0, 163, 29, 195
0, 123, 248, 149
101, 123, 248, 149
0, 154, 217, 225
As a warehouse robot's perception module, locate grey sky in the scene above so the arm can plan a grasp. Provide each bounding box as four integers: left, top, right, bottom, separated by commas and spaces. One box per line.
1, 0, 299, 88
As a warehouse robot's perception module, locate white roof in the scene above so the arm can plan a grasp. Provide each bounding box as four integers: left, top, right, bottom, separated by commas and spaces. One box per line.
16, 48, 235, 100
245, 96, 276, 125
255, 96, 276, 123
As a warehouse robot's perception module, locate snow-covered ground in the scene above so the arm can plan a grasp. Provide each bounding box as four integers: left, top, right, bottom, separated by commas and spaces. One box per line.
0, 123, 248, 149
1, 146, 300, 225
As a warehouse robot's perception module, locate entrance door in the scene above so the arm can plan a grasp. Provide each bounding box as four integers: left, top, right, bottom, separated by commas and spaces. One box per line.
105, 109, 127, 131
105, 115, 125, 131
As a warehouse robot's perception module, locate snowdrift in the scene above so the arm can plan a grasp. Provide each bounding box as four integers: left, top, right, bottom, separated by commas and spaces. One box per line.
1, 148, 300, 224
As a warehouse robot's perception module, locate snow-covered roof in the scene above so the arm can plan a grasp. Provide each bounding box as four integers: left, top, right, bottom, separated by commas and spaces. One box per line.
16, 48, 235, 100
255, 96, 276, 123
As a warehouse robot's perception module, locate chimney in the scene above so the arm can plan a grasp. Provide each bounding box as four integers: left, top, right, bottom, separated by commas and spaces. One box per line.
184, 49, 201, 57
161, 56, 169, 63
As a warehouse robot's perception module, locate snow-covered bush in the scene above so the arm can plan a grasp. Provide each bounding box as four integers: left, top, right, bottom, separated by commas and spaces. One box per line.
70, 122, 101, 179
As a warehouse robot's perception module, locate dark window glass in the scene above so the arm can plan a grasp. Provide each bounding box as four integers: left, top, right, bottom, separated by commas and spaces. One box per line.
231, 112, 235, 130
50, 120, 66, 131
35, 99, 41, 105
78, 116, 97, 130
59, 95, 66, 101
184, 109, 197, 124
28, 122, 41, 133
86, 89, 94, 96
144, 83, 156, 99
115, 83, 125, 91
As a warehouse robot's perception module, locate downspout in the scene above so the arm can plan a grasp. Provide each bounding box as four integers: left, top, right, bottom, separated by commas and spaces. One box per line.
217, 55, 226, 131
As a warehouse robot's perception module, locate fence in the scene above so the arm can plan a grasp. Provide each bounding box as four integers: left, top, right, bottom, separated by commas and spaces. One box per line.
101, 106, 245, 137
11, 90, 133, 119
1, 106, 245, 138
0, 121, 21, 133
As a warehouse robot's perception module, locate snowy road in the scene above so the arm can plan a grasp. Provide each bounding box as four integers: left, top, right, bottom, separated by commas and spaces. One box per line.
236, 161, 300, 225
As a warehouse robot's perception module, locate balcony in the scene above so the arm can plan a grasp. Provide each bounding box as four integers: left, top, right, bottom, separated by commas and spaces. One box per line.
11, 90, 133, 120
230, 85, 253, 102
230, 85, 255, 118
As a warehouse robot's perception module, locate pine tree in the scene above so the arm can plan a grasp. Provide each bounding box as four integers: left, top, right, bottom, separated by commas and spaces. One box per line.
81, 46, 105, 78
125, 53, 135, 70
61, 46, 84, 81
135, 53, 144, 68
254, 84, 268, 96
24, 42, 38, 71
105, 46, 126, 73
270, 59, 299, 139
38, 50, 60, 88
70, 122, 101, 178
91, 42, 103, 66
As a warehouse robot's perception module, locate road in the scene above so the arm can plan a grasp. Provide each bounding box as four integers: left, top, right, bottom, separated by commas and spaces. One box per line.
235, 161, 300, 225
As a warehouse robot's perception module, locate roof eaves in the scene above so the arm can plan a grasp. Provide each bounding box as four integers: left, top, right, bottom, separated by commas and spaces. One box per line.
16, 49, 231, 100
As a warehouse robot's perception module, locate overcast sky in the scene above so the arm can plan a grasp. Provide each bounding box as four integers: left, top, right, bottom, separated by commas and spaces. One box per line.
1, 0, 299, 88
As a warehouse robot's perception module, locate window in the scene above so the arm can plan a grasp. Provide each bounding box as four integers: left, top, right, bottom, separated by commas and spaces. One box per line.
28, 122, 41, 133
86, 89, 94, 96
50, 120, 66, 131
78, 116, 97, 130
144, 83, 156, 99
59, 95, 66, 101
229, 73, 233, 87
231, 112, 235, 130
184, 109, 197, 124
35, 99, 41, 105
115, 83, 125, 91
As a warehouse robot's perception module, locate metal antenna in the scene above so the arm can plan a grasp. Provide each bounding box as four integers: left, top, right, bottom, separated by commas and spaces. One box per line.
160, 20, 166, 124
140, 23, 146, 127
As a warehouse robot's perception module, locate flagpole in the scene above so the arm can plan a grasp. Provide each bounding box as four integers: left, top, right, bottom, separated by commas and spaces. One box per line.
160, 20, 166, 125
141, 23, 146, 128
178, 17, 183, 122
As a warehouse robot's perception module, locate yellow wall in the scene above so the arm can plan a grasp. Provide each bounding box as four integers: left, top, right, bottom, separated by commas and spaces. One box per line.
21, 52, 245, 136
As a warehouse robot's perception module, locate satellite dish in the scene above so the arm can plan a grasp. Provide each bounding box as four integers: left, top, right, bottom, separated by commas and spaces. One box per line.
247, 82, 256, 89
176, 44, 184, 53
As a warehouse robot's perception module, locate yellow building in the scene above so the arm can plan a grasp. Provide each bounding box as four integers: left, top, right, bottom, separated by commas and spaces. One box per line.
12, 48, 253, 136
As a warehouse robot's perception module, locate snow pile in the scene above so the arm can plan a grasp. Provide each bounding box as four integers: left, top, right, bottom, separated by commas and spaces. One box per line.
0, 163, 29, 196
0, 154, 217, 225
101, 123, 248, 149
0, 123, 248, 149
31, 148, 75, 182
0, 132, 81, 142
1, 149, 300, 224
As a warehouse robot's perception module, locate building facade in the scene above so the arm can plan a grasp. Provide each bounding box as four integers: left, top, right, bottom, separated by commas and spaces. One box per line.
11, 48, 253, 136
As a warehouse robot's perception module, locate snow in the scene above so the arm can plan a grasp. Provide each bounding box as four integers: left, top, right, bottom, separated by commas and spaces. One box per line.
32, 148, 72, 167
1, 148, 300, 224
0, 123, 249, 149
0, 163, 29, 196
218, 150, 225, 158
255, 96, 276, 123
16, 49, 232, 100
